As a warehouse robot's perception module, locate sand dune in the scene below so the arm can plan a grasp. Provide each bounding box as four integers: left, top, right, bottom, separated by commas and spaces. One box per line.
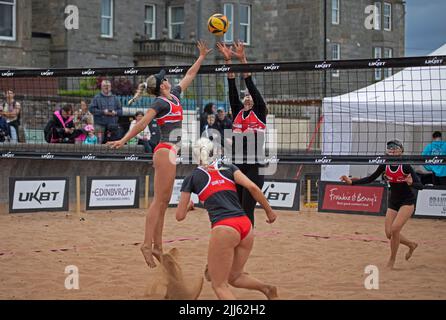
0, 206, 445, 300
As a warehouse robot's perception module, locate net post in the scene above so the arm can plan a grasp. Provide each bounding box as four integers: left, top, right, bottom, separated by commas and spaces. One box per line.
307, 179, 312, 204
76, 175, 81, 214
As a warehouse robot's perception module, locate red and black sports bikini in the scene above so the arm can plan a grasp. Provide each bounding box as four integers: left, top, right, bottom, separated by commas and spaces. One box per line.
181, 162, 252, 240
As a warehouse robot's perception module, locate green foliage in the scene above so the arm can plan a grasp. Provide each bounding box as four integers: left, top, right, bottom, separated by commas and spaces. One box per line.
79, 77, 98, 91
58, 89, 99, 97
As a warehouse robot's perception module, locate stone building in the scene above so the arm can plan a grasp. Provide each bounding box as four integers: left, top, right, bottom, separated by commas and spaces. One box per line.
1, 0, 405, 69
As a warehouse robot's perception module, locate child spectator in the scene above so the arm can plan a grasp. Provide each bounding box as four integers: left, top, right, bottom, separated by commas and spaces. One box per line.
83, 125, 98, 145
202, 113, 219, 141
129, 111, 153, 153
74, 100, 94, 143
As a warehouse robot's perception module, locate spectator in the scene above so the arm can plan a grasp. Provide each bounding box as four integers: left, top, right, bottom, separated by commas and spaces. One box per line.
44, 104, 82, 143
83, 124, 98, 145
89, 80, 122, 143
216, 106, 232, 133
215, 106, 233, 148
1, 89, 21, 143
0, 106, 11, 143
422, 131, 446, 185
199, 102, 217, 134
74, 100, 94, 143
102, 123, 123, 144
201, 113, 219, 141
74, 100, 94, 128
129, 111, 153, 153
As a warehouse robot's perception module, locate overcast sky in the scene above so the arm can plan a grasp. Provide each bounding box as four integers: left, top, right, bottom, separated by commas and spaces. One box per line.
405, 0, 446, 56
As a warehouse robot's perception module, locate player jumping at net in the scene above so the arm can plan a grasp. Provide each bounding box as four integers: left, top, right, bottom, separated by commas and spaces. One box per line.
216, 41, 267, 227
108, 40, 212, 268
175, 137, 278, 300
340, 140, 422, 270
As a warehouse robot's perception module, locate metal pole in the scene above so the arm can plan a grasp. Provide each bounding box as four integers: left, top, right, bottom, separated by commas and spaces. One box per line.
196, 0, 203, 115
323, 0, 327, 98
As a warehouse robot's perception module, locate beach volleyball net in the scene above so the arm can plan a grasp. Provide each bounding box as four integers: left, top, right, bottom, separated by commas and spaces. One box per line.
0, 55, 445, 165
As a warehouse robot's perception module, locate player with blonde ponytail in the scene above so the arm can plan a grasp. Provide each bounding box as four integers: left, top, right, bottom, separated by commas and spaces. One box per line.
176, 138, 278, 300
108, 41, 212, 268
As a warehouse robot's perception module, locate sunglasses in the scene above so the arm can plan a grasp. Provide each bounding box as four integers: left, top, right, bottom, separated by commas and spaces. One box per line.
386, 143, 402, 150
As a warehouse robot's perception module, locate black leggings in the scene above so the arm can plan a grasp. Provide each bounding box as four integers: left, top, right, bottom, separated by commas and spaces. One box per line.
236, 164, 265, 226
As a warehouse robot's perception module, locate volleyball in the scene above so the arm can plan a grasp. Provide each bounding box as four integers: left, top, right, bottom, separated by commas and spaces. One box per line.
207, 14, 229, 36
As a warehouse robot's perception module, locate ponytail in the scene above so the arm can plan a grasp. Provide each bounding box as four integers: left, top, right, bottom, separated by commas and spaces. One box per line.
128, 82, 147, 105
193, 138, 215, 166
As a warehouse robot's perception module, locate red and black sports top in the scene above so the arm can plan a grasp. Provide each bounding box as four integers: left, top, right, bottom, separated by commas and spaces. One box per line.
228, 76, 267, 164
149, 85, 183, 143
181, 161, 246, 225
351, 164, 423, 201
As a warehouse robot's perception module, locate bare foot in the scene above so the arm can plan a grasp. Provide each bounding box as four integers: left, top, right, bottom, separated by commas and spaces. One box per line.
141, 245, 157, 268
405, 243, 418, 261
152, 246, 163, 263
263, 285, 279, 300
386, 259, 396, 270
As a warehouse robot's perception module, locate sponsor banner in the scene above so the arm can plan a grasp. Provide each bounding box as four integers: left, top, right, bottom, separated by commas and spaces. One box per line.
415, 187, 446, 219
256, 180, 300, 211
9, 177, 69, 213
86, 177, 139, 210
2, 149, 446, 164
168, 177, 200, 207
318, 181, 387, 216
1, 56, 445, 77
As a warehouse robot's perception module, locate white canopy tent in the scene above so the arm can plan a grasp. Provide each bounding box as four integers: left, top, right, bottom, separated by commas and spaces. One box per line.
321, 44, 446, 181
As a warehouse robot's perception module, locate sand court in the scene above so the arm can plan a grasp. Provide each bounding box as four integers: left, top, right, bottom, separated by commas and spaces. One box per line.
0, 206, 445, 300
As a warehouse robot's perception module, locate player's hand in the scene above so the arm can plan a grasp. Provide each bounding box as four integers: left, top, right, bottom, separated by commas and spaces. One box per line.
187, 200, 195, 212
233, 41, 246, 61
197, 40, 212, 57
216, 42, 233, 60
340, 175, 352, 185
107, 139, 125, 149
405, 174, 413, 186
266, 210, 277, 224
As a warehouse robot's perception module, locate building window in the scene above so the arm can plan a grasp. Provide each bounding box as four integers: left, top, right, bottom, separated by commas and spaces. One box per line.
331, 0, 340, 25
169, 6, 184, 40
374, 47, 382, 80
0, 0, 16, 41
374, 2, 381, 30
101, 0, 113, 38
384, 47, 393, 78
144, 5, 156, 39
383, 2, 392, 31
223, 3, 234, 43
239, 4, 251, 45
332, 43, 340, 77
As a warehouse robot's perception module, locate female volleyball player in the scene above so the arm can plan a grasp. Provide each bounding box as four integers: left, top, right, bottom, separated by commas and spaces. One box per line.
108, 40, 211, 268
216, 41, 267, 226
340, 140, 421, 269
176, 138, 278, 300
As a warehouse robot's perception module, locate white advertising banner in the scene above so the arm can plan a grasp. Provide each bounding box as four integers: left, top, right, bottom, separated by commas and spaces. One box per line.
415, 188, 446, 218
169, 178, 199, 206
9, 178, 69, 213
87, 178, 139, 210
256, 180, 300, 211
